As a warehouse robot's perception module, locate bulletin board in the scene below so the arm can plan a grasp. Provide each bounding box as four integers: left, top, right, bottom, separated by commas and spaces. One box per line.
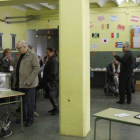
130, 25, 140, 49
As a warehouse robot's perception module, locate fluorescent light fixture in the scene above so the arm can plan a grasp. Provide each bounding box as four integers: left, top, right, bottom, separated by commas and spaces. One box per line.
116, 0, 137, 5
116, 0, 124, 5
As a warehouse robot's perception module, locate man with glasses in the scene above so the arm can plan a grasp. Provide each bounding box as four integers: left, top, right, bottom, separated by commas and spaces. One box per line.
112, 42, 135, 104
13, 40, 40, 127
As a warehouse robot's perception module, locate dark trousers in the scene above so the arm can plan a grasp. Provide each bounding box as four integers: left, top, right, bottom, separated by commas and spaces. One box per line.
18, 88, 35, 121
119, 71, 132, 102
45, 82, 59, 110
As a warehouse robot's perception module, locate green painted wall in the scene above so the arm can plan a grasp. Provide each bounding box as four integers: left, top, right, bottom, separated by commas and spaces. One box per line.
0, 6, 26, 52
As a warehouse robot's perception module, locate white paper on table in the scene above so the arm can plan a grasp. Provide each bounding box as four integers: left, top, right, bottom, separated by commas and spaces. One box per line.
114, 113, 131, 117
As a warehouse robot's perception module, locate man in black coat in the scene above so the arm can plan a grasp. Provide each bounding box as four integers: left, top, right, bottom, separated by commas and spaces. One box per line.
112, 42, 135, 104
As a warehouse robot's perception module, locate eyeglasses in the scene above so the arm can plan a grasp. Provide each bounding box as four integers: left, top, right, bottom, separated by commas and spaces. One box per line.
16, 46, 23, 50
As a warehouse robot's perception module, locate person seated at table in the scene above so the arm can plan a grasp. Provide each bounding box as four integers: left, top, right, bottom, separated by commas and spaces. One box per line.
106, 58, 120, 90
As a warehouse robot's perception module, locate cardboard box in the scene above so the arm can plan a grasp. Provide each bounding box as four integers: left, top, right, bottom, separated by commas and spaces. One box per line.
135, 84, 140, 91
136, 80, 140, 84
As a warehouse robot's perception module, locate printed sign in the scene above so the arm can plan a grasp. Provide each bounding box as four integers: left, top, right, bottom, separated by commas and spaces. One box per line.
101, 38, 109, 43
115, 42, 123, 48
131, 16, 139, 22
91, 43, 99, 49
110, 15, 118, 22
102, 24, 109, 29
97, 15, 105, 21
111, 33, 119, 38
117, 24, 125, 31
92, 33, 99, 38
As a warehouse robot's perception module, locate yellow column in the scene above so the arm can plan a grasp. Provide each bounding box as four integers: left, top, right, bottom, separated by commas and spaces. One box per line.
59, 0, 90, 137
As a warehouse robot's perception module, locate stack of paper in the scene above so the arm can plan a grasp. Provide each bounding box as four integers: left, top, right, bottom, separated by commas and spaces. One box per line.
114, 113, 131, 117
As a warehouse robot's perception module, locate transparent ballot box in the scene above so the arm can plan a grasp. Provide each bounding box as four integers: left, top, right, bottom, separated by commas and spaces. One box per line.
0, 72, 11, 91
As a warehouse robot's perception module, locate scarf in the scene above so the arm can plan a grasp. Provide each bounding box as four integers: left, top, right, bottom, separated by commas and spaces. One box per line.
112, 63, 120, 73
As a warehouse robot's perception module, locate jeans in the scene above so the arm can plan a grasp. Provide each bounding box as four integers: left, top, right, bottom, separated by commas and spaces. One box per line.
18, 88, 35, 121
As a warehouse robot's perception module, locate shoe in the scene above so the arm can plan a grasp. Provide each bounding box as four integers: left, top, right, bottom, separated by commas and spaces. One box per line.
51, 109, 59, 116
1, 130, 12, 137
16, 119, 27, 123
25, 121, 34, 127
48, 108, 55, 113
34, 112, 39, 117
116, 101, 124, 104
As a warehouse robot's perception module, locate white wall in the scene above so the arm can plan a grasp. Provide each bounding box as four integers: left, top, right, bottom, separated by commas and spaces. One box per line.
26, 30, 47, 60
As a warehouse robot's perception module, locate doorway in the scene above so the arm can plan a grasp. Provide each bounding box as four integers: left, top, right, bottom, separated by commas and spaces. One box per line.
26, 29, 59, 61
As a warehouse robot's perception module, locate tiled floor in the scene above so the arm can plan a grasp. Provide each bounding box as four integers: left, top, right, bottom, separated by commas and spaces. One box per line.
0, 88, 140, 140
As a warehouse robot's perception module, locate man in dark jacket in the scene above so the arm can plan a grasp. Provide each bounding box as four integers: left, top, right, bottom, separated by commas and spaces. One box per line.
112, 42, 135, 104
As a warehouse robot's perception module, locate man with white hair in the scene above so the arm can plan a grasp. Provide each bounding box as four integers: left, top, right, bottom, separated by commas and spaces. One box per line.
112, 42, 135, 104
13, 40, 40, 127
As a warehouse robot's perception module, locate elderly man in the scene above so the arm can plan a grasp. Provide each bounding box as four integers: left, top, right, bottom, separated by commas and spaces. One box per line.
107, 58, 120, 91
112, 42, 135, 104
13, 40, 40, 127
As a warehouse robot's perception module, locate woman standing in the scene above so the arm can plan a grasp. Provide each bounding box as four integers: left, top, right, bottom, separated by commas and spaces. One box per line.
43, 47, 59, 115
0, 48, 14, 72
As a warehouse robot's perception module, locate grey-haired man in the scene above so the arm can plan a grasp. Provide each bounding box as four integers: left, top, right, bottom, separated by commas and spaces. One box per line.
112, 42, 135, 104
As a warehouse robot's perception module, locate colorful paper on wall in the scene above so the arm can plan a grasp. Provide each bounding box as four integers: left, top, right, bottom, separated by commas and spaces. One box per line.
92, 33, 99, 38
133, 42, 140, 48
115, 42, 123, 48
90, 21, 94, 28
110, 15, 118, 22
91, 43, 99, 49
134, 27, 140, 37
117, 24, 125, 31
101, 38, 109, 43
102, 24, 109, 29
97, 15, 105, 21
131, 16, 139, 22
111, 33, 119, 38
133, 37, 140, 43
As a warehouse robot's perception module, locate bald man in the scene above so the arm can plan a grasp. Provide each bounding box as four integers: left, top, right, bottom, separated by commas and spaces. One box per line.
13, 40, 40, 127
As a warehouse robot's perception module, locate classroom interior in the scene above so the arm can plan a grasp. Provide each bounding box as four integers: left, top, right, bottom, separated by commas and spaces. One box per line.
1, 0, 140, 140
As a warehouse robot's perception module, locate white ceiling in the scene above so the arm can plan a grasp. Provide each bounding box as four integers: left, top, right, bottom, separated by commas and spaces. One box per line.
89, 0, 140, 6
11, 0, 140, 11
11, 3, 58, 11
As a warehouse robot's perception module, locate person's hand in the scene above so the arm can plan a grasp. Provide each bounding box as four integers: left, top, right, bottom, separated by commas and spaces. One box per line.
114, 73, 119, 77
112, 52, 116, 56
7, 55, 12, 60
26, 81, 31, 86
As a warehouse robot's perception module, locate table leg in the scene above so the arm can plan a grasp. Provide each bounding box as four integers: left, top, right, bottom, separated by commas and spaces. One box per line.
109, 121, 111, 140
41, 89, 44, 101
20, 96, 23, 132
94, 117, 100, 140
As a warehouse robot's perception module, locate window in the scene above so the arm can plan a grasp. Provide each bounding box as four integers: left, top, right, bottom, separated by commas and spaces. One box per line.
0, 33, 4, 50
10, 34, 16, 50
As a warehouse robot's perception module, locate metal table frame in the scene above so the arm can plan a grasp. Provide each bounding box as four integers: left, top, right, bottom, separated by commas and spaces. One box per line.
93, 108, 140, 140
0, 93, 24, 132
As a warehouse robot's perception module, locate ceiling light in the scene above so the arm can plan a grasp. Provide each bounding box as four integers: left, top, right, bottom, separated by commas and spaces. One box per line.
116, 0, 137, 5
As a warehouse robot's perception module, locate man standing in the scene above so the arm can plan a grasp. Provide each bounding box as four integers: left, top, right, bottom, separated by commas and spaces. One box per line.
13, 40, 40, 126
112, 42, 135, 104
